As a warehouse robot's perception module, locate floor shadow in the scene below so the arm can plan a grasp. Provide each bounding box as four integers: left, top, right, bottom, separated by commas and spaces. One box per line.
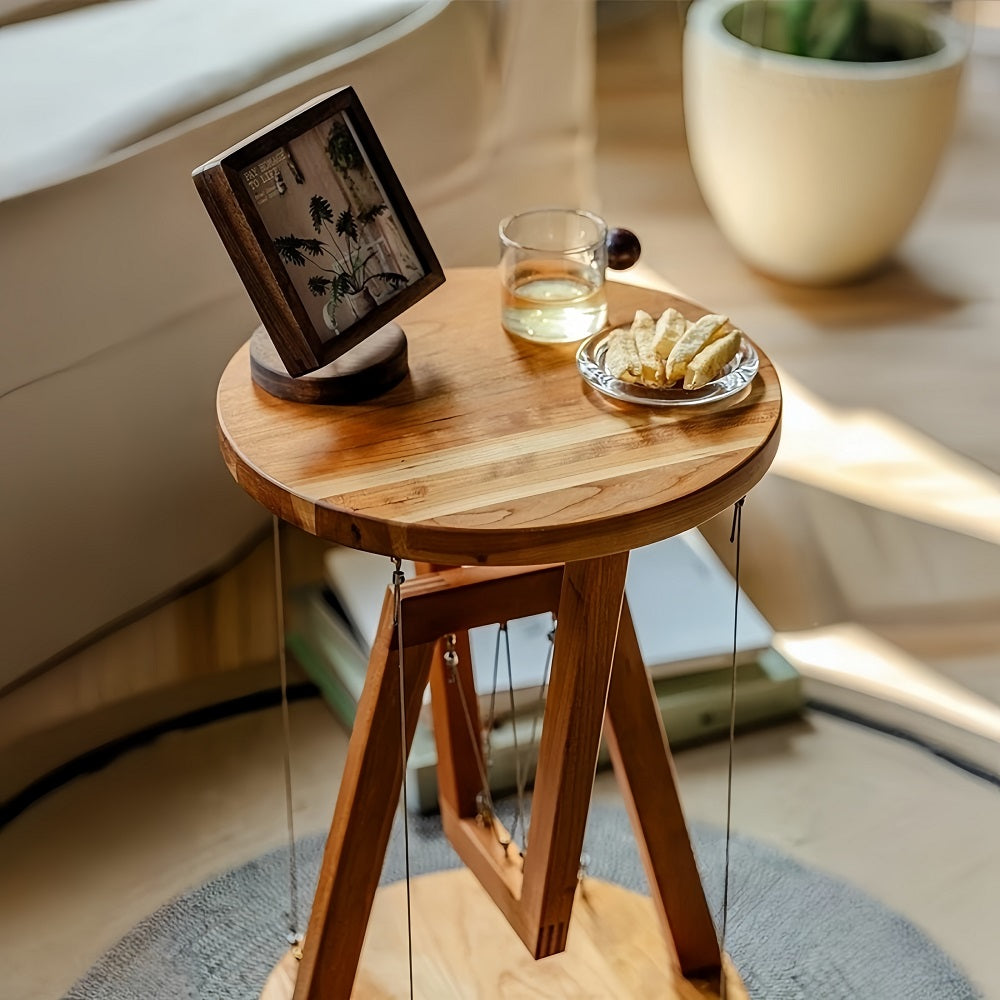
757, 256, 966, 332
671, 716, 820, 780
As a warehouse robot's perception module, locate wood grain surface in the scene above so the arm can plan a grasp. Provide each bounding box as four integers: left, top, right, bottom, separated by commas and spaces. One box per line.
518, 553, 629, 958
260, 870, 748, 1000
605, 601, 720, 973
293, 593, 435, 1000
217, 267, 781, 565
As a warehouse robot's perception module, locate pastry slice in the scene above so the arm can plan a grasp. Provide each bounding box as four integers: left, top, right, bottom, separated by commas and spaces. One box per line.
683, 329, 742, 389
605, 327, 641, 383
630, 310, 663, 385
664, 313, 729, 384
653, 307, 686, 355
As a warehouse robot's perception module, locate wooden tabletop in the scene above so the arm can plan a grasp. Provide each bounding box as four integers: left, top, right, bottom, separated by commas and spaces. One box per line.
217, 267, 781, 566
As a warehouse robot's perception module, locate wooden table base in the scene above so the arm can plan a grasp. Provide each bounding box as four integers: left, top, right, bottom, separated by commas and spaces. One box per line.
260, 870, 747, 1000
289, 561, 724, 998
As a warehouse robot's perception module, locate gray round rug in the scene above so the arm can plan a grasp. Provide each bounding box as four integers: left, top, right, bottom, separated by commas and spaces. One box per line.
66, 804, 981, 1000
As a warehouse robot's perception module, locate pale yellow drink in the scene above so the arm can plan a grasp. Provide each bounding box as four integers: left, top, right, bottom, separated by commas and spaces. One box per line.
501, 259, 607, 343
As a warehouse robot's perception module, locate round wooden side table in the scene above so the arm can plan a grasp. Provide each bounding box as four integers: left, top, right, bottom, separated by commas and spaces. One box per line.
217, 267, 781, 999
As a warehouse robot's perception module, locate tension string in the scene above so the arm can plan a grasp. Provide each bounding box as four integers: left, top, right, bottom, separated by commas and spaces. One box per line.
391, 557, 415, 1000
720, 495, 746, 998
445, 615, 557, 858
272, 516, 303, 958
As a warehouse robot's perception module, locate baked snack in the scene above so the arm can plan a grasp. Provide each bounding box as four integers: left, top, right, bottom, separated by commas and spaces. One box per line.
604, 307, 745, 391
605, 326, 642, 383
683, 329, 742, 389
663, 314, 729, 384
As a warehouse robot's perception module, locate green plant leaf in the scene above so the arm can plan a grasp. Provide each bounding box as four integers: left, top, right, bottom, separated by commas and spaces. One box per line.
743, 0, 882, 61
806, 0, 865, 59
332, 272, 354, 300
307, 276, 332, 297
358, 203, 388, 226
335, 209, 359, 242
372, 272, 407, 290
273, 235, 308, 267
300, 238, 326, 257
309, 195, 335, 233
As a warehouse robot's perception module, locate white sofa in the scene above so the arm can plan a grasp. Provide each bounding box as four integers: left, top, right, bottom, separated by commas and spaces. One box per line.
0, 0, 598, 689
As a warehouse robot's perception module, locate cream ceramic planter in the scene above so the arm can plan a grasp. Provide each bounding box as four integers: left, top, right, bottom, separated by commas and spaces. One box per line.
683, 0, 968, 284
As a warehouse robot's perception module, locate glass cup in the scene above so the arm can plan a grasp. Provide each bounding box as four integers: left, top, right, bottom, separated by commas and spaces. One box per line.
499, 208, 610, 344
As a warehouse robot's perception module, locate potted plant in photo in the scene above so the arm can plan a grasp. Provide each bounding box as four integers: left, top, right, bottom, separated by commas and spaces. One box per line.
274, 196, 407, 332
683, 0, 969, 284
326, 119, 421, 278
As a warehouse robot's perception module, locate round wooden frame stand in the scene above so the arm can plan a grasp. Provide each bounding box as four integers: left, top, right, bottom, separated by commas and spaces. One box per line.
217, 268, 781, 999
248, 323, 409, 404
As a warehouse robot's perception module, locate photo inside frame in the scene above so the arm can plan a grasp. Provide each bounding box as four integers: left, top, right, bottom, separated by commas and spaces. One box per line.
239, 110, 426, 344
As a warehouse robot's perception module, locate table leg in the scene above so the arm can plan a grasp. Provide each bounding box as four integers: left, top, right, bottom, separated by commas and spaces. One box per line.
293, 592, 436, 1000
520, 552, 629, 957
605, 598, 721, 977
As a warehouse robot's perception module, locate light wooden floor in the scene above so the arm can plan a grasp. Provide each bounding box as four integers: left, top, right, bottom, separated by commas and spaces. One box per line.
1, 700, 998, 999
596, 3, 1000, 728
595, 2, 1000, 475
2, 6, 999, 1000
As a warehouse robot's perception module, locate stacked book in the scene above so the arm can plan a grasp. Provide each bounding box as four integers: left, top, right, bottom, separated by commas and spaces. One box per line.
287, 530, 801, 812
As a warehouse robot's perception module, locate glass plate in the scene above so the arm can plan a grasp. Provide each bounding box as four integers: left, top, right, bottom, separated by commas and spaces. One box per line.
576, 329, 759, 407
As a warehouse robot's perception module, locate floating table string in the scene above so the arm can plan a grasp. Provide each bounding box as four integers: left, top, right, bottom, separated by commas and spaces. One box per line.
391, 557, 415, 1000
272, 516, 302, 958
720, 495, 746, 998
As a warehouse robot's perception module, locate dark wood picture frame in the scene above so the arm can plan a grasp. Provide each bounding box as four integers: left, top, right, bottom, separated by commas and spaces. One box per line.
193, 86, 444, 377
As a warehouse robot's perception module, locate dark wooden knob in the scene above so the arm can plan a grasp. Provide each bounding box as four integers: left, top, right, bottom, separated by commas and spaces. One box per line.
606, 228, 641, 270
